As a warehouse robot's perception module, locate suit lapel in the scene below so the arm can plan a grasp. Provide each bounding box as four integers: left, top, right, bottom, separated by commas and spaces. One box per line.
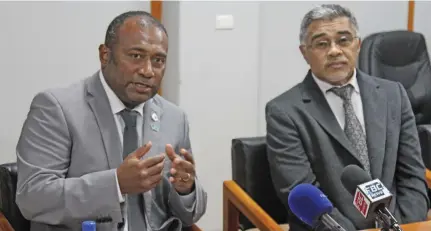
302, 71, 363, 166
357, 71, 387, 179
141, 96, 164, 225
141, 96, 163, 158
85, 73, 122, 169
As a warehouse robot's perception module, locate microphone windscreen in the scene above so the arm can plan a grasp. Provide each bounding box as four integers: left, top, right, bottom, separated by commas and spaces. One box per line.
288, 183, 333, 227
340, 165, 372, 195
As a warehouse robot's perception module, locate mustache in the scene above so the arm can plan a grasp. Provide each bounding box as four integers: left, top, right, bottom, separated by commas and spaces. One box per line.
326, 60, 348, 65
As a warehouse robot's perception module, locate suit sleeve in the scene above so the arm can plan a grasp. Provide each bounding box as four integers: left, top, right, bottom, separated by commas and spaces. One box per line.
393, 82, 430, 223
266, 102, 356, 231
168, 112, 207, 226
16, 91, 123, 225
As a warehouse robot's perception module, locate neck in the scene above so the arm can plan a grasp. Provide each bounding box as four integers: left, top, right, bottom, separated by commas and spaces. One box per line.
123, 101, 138, 109
315, 69, 355, 86
329, 75, 352, 86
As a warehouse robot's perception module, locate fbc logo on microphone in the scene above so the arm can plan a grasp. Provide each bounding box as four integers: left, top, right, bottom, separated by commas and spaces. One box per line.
355, 179, 392, 218
364, 181, 385, 199
353, 190, 369, 217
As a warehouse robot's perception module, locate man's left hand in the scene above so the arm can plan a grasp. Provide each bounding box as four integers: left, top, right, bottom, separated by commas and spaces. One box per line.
165, 144, 195, 194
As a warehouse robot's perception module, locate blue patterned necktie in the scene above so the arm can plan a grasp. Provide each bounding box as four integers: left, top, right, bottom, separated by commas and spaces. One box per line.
330, 85, 370, 174
119, 109, 147, 231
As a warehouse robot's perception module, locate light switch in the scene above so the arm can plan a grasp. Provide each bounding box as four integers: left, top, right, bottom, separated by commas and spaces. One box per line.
216, 14, 234, 30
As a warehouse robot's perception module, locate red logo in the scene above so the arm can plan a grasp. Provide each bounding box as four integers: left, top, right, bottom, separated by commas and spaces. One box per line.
354, 191, 369, 217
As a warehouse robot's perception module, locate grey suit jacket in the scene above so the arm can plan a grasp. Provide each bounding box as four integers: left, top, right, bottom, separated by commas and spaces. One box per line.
16, 73, 207, 231
266, 70, 429, 231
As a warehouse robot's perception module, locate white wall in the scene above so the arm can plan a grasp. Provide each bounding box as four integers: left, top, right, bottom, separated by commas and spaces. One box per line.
0, 1, 150, 164
175, 2, 261, 229
161, 0, 180, 105
162, 1, 411, 231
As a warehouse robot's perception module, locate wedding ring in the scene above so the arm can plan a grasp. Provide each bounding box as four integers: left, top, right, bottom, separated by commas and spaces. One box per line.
181, 173, 191, 182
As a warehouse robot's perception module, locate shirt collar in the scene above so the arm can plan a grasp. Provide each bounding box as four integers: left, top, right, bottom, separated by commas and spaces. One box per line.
99, 70, 145, 116
312, 68, 360, 94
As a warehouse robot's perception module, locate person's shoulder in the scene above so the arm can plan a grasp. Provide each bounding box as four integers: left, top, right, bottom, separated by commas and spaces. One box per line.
152, 94, 186, 117
359, 71, 400, 89
358, 71, 407, 102
266, 82, 304, 111
32, 75, 90, 105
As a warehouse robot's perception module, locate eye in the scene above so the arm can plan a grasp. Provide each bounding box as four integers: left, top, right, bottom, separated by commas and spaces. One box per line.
152, 57, 165, 64
314, 41, 329, 49
338, 36, 352, 46
130, 54, 142, 59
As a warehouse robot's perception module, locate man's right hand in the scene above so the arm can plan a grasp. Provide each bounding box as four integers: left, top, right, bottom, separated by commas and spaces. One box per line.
117, 141, 165, 194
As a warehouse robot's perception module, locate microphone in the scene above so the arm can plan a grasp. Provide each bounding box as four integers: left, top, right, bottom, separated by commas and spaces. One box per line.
341, 165, 403, 231
288, 183, 346, 231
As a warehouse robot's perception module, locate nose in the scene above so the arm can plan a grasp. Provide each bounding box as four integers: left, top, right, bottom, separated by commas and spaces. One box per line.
327, 42, 342, 57
138, 59, 155, 78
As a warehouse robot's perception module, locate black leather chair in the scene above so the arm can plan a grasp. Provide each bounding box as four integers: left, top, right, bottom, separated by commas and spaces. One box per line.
0, 162, 30, 231
358, 30, 431, 170
231, 137, 288, 230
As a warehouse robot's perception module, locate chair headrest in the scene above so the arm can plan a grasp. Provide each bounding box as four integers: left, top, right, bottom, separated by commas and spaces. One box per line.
369, 30, 427, 67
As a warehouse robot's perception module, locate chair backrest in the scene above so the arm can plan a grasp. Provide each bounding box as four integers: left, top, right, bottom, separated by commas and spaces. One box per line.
358, 30, 431, 124
0, 162, 30, 231
231, 137, 287, 230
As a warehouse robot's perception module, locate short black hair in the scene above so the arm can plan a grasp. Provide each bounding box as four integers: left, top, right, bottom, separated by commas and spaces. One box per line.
104, 11, 168, 49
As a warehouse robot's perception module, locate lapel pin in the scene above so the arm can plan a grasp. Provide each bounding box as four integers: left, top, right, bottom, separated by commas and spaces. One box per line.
151, 112, 159, 122
150, 123, 160, 132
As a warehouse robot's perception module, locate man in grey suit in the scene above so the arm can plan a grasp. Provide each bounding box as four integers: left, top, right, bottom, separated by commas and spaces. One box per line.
266, 4, 429, 231
16, 11, 207, 231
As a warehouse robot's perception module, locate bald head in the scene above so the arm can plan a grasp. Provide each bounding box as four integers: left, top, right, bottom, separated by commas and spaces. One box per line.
104, 11, 168, 50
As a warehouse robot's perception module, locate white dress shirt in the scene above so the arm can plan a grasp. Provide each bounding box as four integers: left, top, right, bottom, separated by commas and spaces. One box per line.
99, 71, 195, 231
311, 69, 366, 133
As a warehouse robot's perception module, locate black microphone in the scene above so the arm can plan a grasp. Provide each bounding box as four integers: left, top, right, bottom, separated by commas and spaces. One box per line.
341, 165, 403, 231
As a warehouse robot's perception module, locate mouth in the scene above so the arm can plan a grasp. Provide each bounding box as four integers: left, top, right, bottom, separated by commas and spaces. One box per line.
132, 82, 152, 94
327, 62, 347, 69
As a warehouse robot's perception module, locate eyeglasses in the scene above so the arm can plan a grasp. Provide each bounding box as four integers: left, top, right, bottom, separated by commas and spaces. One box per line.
307, 35, 358, 51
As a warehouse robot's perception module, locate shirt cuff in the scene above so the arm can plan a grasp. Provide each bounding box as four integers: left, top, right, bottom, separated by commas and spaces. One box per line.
178, 189, 196, 209
115, 170, 125, 203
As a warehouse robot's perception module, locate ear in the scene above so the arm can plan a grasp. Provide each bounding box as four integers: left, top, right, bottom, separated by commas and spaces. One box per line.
357, 38, 362, 53
299, 45, 310, 64
98, 44, 110, 67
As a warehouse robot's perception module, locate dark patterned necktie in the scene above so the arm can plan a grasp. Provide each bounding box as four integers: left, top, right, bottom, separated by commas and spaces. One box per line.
119, 109, 146, 231
329, 85, 370, 174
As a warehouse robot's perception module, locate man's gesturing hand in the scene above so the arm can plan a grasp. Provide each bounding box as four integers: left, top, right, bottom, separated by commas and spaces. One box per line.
117, 141, 165, 194
165, 144, 196, 194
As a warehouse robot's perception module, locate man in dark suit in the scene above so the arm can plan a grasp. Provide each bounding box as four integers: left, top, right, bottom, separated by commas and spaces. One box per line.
16, 11, 206, 231
266, 4, 429, 231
